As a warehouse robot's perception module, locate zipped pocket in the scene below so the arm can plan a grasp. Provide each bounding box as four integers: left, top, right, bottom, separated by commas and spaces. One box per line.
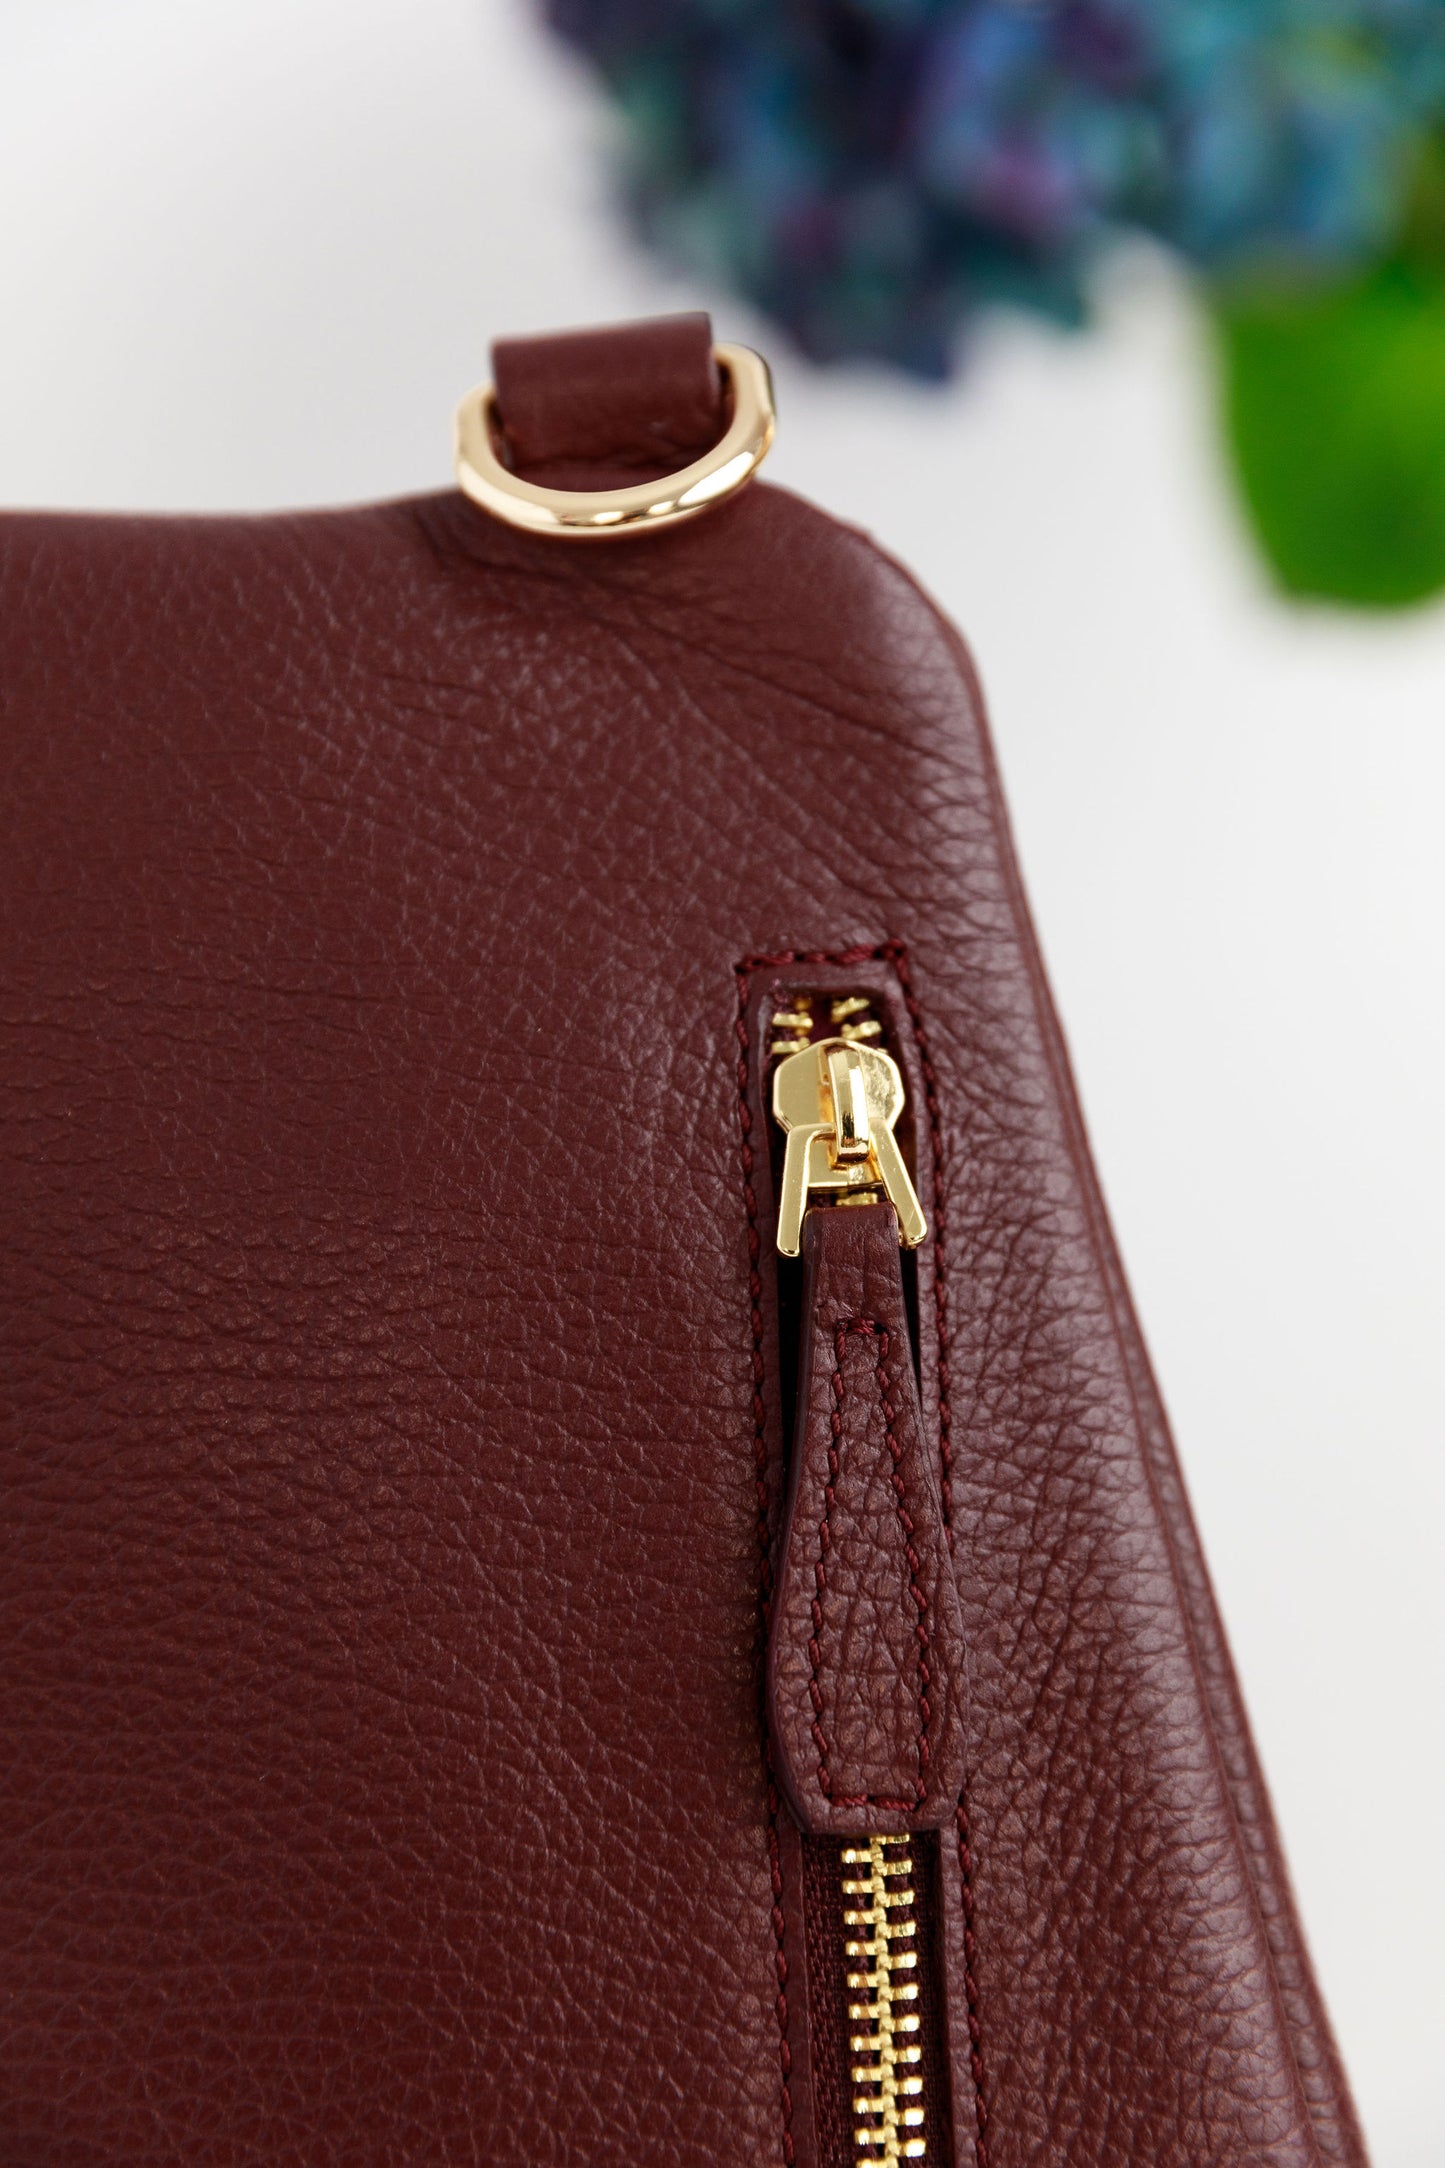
738, 959, 977, 2168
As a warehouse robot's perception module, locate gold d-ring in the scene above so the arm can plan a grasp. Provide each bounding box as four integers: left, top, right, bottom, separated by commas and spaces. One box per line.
453, 342, 775, 539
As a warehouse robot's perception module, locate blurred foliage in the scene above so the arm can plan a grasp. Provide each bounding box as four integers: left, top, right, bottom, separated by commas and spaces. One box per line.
1220, 261, 1445, 607
550, 0, 1445, 607
1218, 135, 1445, 605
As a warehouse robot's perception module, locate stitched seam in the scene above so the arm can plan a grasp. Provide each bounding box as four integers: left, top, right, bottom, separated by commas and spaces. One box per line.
883, 940, 993, 2168
809, 1319, 929, 1810
735, 958, 794, 2166
880, 940, 954, 1544
883, 942, 993, 2168
954, 1802, 991, 2168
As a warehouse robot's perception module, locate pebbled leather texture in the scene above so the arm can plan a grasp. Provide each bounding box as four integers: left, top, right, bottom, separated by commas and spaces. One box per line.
767, 1201, 967, 1837
0, 315, 1366, 2166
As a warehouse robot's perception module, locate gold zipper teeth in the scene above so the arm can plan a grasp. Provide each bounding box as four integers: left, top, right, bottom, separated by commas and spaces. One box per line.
768, 999, 815, 1061
830, 995, 883, 1044
840, 1834, 927, 2163
766, 992, 885, 1064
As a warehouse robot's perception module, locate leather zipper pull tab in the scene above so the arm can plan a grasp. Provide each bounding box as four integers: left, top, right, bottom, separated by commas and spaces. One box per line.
767, 1200, 967, 1836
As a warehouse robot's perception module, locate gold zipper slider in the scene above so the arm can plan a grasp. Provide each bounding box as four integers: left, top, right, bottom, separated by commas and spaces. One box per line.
771, 1037, 927, 1258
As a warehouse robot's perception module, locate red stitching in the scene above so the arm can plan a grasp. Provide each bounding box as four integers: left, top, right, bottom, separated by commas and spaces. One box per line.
955, 1800, 991, 2168
879, 945, 991, 2163
808, 1319, 929, 1810
881, 939, 955, 1545
735, 950, 803, 2168
734, 942, 989, 2168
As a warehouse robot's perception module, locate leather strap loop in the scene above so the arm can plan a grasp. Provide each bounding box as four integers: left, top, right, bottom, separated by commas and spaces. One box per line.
491, 312, 726, 491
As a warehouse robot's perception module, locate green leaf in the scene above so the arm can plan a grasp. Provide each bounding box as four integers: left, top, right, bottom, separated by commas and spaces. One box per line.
1217, 262, 1445, 610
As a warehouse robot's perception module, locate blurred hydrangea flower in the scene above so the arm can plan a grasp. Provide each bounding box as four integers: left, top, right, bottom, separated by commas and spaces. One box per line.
548, 0, 1445, 375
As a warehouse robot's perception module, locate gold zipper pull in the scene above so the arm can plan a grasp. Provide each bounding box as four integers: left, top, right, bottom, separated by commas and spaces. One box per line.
771, 1036, 927, 1258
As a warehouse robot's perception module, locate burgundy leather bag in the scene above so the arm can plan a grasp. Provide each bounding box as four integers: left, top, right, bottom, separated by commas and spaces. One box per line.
0, 314, 1365, 2167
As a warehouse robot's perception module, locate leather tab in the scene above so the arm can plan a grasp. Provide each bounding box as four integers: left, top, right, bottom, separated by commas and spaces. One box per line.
768, 1202, 968, 1836
491, 312, 725, 490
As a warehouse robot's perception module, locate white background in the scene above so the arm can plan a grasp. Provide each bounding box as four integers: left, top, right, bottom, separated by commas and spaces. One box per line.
2, 4, 1441, 2161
